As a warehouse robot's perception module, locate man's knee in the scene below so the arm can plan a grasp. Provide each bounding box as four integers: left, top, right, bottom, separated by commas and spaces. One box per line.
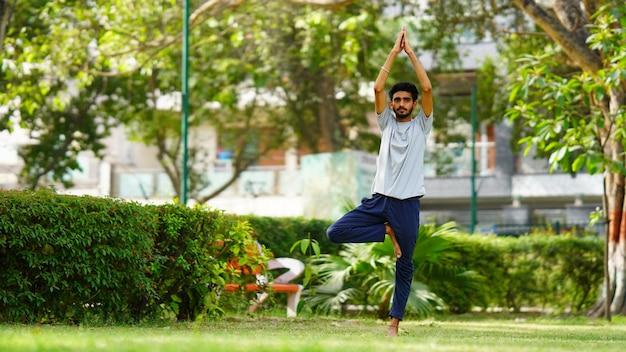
396, 259, 414, 278
326, 224, 339, 243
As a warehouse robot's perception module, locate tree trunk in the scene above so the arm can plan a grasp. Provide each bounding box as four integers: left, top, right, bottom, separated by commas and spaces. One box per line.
587, 171, 626, 317
0, 0, 17, 54
317, 75, 340, 152
588, 89, 626, 318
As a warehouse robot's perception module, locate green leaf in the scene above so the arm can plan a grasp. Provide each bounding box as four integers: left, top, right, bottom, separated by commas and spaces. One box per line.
586, 159, 599, 174
300, 238, 310, 255
594, 87, 606, 102
545, 141, 560, 152
312, 241, 321, 258
290, 240, 302, 254
571, 154, 586, 172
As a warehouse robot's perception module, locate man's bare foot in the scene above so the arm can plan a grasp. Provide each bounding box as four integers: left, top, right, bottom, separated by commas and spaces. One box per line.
387, 317, 400, 337
385, 223, 402, 259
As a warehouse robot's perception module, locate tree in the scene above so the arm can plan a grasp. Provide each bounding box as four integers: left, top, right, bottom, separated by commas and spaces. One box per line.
415, 0, 625, 317
0, 0, 368, 198
507, 2, 626, 318
146, 0, 384, 201
0, 0, 147, 188
230, 0, 386, 153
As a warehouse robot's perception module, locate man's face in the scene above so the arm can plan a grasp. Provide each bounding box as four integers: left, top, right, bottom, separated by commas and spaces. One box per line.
390, 91, 417, 119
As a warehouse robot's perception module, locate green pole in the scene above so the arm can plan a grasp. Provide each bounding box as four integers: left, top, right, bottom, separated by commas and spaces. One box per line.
180, 0, 189, 205
470, 86, 477, 234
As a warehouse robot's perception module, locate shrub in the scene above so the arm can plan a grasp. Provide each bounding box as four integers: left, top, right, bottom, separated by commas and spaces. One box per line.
0, 190, 261, 323
0, 189, 156, 323
430, 233, 604, 314
145, 205, 262, 321
0, 189, 605, 321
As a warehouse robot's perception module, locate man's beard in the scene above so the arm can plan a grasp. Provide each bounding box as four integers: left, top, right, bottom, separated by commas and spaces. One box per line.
394, 107, 413, 119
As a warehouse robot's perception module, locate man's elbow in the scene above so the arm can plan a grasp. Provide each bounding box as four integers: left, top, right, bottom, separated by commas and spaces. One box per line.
421, 84, 432, 94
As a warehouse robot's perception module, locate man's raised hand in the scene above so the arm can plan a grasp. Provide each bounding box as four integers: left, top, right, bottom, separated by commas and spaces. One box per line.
392, 26, 406, 54
403, 29, 415, 56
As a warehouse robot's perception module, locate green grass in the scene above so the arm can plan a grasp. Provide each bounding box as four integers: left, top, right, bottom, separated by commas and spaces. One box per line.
1, 314, 625, 352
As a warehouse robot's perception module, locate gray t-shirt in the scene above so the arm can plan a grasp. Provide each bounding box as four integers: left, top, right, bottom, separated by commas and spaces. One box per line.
371, 106, 433, 199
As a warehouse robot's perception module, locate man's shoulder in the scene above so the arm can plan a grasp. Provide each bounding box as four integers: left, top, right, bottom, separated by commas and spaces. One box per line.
377, 106, 394, 128
414, 108, 433, 121
377, 105, 393, 117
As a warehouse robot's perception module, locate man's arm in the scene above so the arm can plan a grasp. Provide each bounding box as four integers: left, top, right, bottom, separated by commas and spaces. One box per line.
374, 28, 405, 115
403, 33, 433, 117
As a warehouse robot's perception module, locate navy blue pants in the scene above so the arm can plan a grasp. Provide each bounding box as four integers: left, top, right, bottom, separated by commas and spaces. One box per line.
326, 193, 420, 320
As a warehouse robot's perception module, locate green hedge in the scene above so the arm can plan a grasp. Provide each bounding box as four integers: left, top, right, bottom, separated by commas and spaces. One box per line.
143, 203, 261, 321
429, 233, 604, 314
0, 189, 156, 323
0, 189, 260, 324
242, 216, 604, 315
0, 189, 605, 322
242, 215, 339, 258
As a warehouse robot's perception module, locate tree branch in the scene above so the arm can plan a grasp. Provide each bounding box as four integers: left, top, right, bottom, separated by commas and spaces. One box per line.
0, 0, 17, 54
501, 28, 549, 37
290, 0, 354, 9
513, 0, 602, 73
189, 0, 245, 26
447, 3, 517, 26
86, 0, 355, 77
189, 0, 354, 26
553, 0, 590, 41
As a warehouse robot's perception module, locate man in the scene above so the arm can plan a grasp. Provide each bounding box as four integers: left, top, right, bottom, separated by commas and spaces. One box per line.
326, 26, 433, 337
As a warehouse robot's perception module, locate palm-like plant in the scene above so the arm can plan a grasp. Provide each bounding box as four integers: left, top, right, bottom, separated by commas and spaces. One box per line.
305, 242, 392, 315
304, 221, 482, 319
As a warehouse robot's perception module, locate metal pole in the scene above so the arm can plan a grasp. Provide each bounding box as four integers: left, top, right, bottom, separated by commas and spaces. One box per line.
470, 86, 477, 234
602, 177, 612, 322
180, 0, 189, 205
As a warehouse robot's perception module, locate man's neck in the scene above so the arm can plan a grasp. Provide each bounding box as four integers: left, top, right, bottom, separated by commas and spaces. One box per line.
396, 116, 412, 122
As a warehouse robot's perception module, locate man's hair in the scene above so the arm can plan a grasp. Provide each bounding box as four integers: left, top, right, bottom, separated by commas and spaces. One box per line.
388, 82, 419, 101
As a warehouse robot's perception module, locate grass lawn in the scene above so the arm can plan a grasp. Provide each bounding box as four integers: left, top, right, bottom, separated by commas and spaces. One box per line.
0, 314, 625, 352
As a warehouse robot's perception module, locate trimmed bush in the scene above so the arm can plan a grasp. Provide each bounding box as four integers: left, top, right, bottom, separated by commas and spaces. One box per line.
224, 217, 604, 315
0, 189, 605, 321
0, 190, 260, 324
145, 205, 262, 321
0, 189, 156, 323
429, 233, 604, 314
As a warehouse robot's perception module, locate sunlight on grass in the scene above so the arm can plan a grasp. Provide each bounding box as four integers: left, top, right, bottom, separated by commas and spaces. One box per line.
1, 316, 625, 352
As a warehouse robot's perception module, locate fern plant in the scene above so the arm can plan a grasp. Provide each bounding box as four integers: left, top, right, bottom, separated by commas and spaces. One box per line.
303, 221, 481, 319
